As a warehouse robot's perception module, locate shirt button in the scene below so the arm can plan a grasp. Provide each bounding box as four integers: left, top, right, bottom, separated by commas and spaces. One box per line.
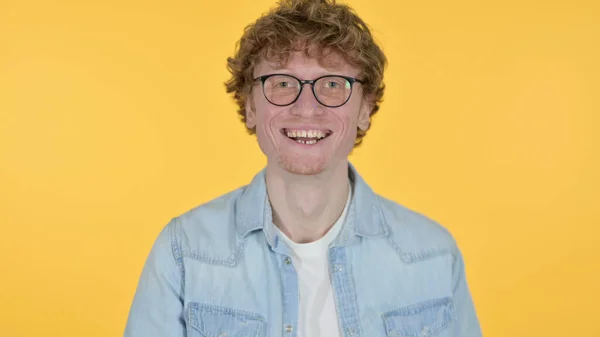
285, 325, 293, 333
284, 257, 292, 265
218, 333, 227, 337
421, 326, 429, 337
334, 264, 343, 272
347, 327, 355, 336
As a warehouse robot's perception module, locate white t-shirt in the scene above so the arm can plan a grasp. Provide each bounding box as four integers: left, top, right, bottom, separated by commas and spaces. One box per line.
273, 186, 352, 337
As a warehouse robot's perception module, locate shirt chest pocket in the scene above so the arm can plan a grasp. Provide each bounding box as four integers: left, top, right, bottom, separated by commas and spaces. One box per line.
382, 297, 456, 337
187, 302, 266, 337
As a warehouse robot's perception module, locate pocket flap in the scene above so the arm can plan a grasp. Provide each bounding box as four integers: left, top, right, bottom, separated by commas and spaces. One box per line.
188, 303, 265, 337
382, 297, 456, 337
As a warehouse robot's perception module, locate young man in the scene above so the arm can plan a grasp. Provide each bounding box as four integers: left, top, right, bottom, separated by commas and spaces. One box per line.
124, 1, 482, 336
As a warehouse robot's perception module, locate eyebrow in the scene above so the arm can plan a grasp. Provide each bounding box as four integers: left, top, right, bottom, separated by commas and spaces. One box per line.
270, 63, 344, 71
266, 53, 347, 72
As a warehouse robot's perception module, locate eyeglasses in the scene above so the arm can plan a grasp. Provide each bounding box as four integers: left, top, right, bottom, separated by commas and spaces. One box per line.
253, 73, 364, 108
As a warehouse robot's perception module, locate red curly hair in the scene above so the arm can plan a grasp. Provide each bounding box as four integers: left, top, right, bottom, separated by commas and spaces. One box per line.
225, 0, 387, 146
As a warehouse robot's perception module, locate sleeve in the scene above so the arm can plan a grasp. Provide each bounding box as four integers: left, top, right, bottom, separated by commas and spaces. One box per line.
451, 242, 483, 336
124, 219, 186, 337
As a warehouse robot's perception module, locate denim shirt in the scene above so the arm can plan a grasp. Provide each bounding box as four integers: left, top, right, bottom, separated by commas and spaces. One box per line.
124, 164, 482, 337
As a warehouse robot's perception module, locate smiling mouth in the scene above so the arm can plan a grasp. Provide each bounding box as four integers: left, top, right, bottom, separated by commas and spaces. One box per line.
281, 128, 333, 145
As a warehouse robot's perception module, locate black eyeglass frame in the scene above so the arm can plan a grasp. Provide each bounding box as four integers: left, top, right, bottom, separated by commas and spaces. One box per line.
253, 73, 364, 108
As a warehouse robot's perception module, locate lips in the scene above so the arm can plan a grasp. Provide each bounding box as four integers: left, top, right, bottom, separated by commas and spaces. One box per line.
282, 128, 332, 145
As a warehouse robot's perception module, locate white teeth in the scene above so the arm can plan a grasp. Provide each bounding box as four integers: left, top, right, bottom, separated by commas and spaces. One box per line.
296, 139, 317, 145
285, 129, 328, 139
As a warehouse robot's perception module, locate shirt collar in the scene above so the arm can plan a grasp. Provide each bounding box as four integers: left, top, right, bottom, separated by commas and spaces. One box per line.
235, 162, 389, 245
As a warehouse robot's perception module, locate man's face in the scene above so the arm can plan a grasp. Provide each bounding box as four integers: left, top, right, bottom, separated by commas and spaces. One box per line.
246, 49, 371, 175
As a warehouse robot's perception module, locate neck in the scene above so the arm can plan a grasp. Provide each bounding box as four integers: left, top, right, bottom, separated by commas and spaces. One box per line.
266, 161, 350, 244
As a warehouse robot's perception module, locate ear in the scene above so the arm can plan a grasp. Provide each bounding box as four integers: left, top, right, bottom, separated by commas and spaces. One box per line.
245, 94, 257, 129
357, 99, 372, 131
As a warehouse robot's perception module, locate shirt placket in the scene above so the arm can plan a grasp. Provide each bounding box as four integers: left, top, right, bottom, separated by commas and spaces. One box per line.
329, 246, 362, 337
276, 248, 300, 337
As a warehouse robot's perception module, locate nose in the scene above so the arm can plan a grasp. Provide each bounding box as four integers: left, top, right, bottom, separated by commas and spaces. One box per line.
290, 84, 323, 117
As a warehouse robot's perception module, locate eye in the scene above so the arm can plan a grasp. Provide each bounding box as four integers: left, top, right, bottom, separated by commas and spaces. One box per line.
277, 81, 292, 88
325, 81, 340, 89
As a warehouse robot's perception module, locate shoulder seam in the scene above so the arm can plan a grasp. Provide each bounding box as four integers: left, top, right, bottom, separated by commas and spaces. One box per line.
167, 218, 185, 298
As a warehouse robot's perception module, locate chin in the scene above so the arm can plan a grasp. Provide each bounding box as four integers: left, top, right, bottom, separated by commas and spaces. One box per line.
277, 156, 328, 176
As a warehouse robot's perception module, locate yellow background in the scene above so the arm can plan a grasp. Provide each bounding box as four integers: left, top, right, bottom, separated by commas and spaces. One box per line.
1, 0, 598, 336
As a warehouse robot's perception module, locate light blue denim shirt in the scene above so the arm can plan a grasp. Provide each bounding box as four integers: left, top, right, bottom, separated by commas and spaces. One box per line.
124, 164, 482, 337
